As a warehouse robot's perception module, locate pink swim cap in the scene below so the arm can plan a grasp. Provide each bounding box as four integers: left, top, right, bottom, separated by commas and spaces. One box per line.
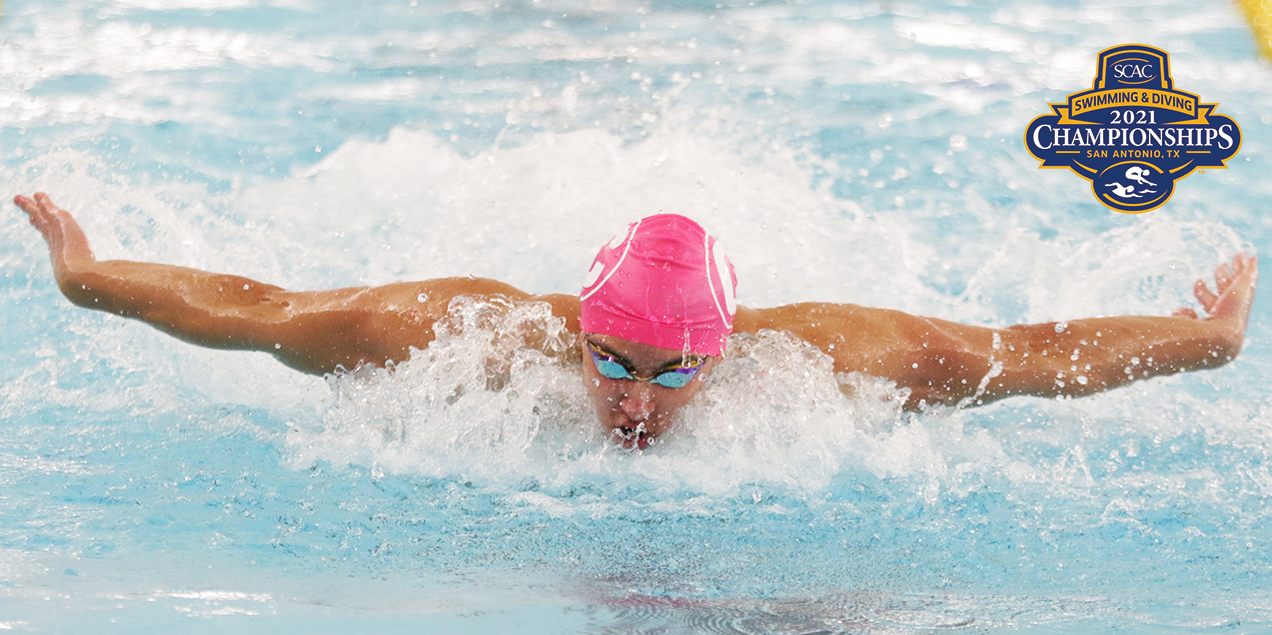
580, 214, 737, 357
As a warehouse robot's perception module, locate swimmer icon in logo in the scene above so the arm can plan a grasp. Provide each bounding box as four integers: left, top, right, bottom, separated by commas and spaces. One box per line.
1125, 166, 1156, 187
1095, 162, 1171, 212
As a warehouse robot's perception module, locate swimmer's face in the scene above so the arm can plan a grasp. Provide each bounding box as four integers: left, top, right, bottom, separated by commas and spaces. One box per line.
580, 334, 720, 450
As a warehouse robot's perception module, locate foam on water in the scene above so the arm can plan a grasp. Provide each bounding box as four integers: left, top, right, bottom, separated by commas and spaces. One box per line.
286, 304, 913, 496
6, 123, 1254, 504
14, 124, 1246, 503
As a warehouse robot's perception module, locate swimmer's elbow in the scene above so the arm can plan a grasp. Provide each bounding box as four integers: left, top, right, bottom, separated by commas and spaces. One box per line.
55, 268, 109, 311
267, 309, 412, 376
1206, 323, 1247, 367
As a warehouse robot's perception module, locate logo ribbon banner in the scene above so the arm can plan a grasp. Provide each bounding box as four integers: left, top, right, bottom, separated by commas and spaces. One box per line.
1024, 44, 1241, 213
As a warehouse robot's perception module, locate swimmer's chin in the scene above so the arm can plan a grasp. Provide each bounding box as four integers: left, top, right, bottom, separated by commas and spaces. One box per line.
609, 426, 656, 451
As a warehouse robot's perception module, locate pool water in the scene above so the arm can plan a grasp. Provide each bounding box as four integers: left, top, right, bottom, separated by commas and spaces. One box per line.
2, 0, 1272, 632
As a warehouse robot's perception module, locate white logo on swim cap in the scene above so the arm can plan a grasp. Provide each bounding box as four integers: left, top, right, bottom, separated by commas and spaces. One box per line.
582, 261, 605, 289
712, 241, 737, 316
580, 221, 640, 301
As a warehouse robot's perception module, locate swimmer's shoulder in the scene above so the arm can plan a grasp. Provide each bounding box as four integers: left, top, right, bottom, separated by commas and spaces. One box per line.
368, 277, 531, 302
351, 279, 575, 364
733, 302, 883, 336
531, 293, 582, 335
360, 279, 578, 331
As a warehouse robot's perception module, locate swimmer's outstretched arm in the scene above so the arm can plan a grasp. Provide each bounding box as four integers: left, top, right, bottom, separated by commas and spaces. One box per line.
21, 192, 1256, 407
736, 254, 1257, 410
15, 193, 579, 375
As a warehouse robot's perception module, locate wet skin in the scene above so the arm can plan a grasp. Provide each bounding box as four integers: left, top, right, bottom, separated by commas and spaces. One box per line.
15, 192, 1259, 447
579, 334, 721, 450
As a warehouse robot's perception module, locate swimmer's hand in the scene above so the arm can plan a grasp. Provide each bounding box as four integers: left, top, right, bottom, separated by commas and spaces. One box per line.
14, 192, 98, 297
1172, 253, 1258, 357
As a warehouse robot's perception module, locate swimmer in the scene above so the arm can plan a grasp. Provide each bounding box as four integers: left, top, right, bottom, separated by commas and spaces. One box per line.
1106, 182, 1147, 198
1125, 166, 1156, 187
14, 192, 1258, 450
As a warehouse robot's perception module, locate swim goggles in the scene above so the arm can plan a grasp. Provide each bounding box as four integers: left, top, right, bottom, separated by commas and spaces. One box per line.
586, 340, 706, 389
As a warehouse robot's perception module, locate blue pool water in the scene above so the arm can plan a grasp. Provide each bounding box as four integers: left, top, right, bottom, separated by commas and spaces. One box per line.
3, 0, 1272, 632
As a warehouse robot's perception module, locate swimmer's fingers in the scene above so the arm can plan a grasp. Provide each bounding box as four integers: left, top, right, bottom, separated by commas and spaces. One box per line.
1173, 307, 1199, 319
13, 192, 96, 270
1214, 260, 1236, 292
1193, 278, 1219, 314
15, 193, 63, 250
1194, 253, 1258, 322
15, 193, 57, 233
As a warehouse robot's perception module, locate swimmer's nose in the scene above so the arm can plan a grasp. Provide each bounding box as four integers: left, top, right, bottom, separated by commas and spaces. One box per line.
619, 384, 655, 422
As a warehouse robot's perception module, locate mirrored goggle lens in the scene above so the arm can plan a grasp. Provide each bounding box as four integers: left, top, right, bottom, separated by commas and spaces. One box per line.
591, 354, 635, 380
648, 366, 699, 388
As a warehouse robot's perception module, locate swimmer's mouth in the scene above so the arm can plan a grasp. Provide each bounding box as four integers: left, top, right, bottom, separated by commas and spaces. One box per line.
611, 426, 654, 451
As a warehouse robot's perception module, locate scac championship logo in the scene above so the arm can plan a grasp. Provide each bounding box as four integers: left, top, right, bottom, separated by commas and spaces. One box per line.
1024, 44, 1241, 213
